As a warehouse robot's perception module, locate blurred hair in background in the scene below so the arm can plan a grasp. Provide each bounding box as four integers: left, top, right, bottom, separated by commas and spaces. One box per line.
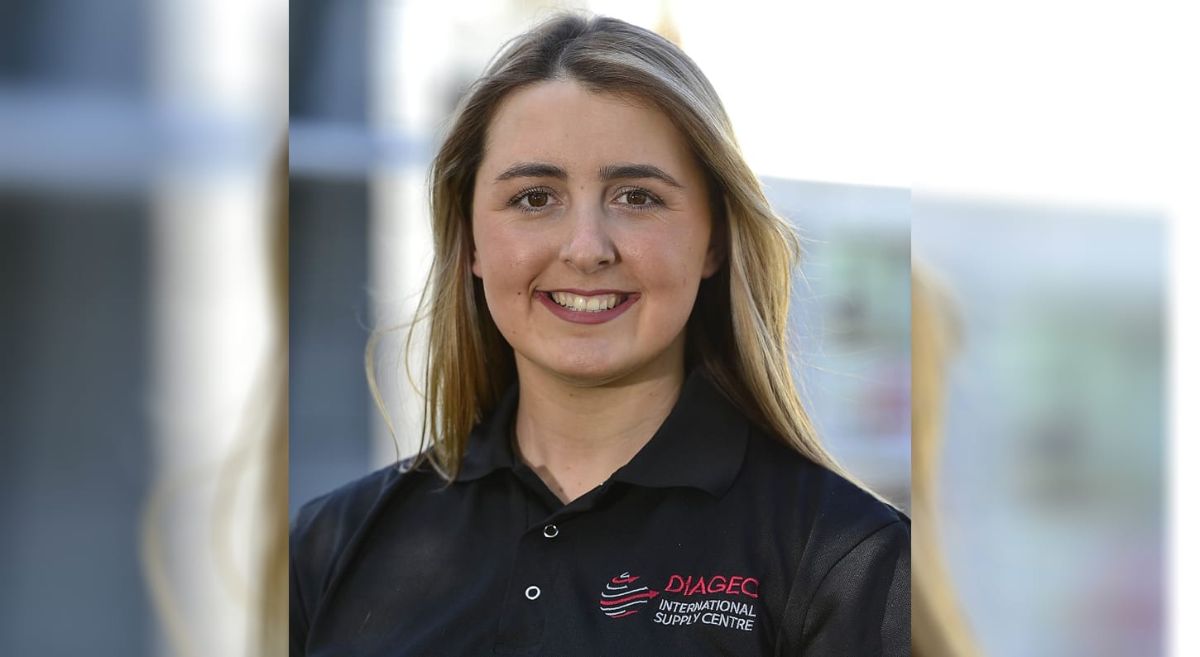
912, 260, 982, 657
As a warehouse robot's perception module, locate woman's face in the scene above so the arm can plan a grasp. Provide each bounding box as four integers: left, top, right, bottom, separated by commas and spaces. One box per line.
471, 79, 722, 386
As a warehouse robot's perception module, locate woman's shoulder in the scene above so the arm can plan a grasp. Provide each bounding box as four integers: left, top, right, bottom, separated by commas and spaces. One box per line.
290, 453, 433, 571
741, 426, 910, 554
741, 428, 910, 650
289, 454, 437, 636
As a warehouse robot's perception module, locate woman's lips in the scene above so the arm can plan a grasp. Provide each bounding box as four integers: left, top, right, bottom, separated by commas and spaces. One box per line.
535, 290, 640, 325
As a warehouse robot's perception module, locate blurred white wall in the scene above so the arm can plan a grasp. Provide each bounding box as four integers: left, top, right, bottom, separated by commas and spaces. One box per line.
146, 1, 285, 656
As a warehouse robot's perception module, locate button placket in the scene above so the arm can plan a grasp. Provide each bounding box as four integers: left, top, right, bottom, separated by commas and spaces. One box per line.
496, 507, 562, 652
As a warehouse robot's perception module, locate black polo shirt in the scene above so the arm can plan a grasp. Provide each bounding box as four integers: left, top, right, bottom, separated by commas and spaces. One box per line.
290, 367, 910, 656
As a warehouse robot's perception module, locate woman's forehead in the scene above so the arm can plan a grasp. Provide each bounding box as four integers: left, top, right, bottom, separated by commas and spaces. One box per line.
479, 79, 697, 179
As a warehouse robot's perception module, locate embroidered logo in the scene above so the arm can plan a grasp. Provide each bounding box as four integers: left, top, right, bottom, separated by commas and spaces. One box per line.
599, 572, 660, 618
600, 571, 761, 632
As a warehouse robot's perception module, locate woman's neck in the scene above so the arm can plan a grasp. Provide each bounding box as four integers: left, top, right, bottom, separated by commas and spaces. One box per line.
512, 354, 686, 505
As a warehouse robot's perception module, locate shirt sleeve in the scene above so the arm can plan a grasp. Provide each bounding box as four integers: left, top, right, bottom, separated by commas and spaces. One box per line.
286, 465, 408, 657
792, 519, 911, 656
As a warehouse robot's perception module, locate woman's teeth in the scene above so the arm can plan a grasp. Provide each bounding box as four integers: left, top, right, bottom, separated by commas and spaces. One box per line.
549, 291, 624, 312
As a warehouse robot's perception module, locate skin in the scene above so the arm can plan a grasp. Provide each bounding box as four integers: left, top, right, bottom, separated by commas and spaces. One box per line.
471, 79, 723, 504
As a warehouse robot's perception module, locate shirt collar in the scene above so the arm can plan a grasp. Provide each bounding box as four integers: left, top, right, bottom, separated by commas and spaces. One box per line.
455, 367, 749, 498
456, 384, 521, 481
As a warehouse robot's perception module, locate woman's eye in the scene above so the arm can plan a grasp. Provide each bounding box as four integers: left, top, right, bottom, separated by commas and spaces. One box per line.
616, 188, 661, 209
508, 188, 556, 212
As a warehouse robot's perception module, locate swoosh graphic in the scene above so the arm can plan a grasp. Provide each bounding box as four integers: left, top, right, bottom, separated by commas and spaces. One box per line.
599, 589, 660, 607
599, 599, 651, 612
602, 586, 648, 598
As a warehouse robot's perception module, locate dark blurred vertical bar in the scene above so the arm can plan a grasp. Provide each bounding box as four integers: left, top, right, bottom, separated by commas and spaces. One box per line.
290, 0, 368, 122
0, 202, 151, 655
288, 181, 372, 518
288, 0, 374, 518
0, 0, 147, 93
1, 0, 153, 652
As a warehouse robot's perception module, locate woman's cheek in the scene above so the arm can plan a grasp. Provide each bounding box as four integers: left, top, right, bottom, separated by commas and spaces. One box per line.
499, 245, 541, 282
478, 229, 522, 274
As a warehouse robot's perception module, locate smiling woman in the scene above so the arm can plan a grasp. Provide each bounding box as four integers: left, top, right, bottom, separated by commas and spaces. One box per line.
290, 12, 910, 657
472, 80, 723, 501
474, 79, 720, 392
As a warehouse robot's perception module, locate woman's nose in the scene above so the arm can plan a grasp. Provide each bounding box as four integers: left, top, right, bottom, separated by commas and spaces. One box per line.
560, 205, 617, 273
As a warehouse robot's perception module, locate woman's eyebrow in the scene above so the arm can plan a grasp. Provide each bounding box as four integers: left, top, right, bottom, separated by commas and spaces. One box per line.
493, 161, 684, 189
598, 163, 683, 189
494, 162, 567, 182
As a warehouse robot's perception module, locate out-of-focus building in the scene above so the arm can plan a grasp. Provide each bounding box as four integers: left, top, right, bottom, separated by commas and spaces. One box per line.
2, 1, 157, 655
914, 199, 1164, 656
2, 0, 284, 655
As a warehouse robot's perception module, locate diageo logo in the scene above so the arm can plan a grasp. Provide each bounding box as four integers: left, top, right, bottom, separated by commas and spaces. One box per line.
664, 574, 760, 599
599, 571, 761, 632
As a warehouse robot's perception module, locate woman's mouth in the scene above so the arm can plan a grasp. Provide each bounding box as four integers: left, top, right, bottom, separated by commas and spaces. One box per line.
547, 291, 627, 312
535, 290, 639, 325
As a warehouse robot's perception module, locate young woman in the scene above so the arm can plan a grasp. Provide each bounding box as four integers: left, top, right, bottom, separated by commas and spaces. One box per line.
291, 13, 909, 656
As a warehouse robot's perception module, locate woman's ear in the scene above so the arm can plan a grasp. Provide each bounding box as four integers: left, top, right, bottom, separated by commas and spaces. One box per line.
701, 207, 727, 279
467, 210, 483, 278
469, 224, 482, 277
702, 239, 725, 279
701, 173, 728, 279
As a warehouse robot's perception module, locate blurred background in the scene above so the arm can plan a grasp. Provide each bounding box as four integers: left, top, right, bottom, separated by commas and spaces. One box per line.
914, 203, 1165, 656
1, 0, 287, 655
906, 2, 1191, 654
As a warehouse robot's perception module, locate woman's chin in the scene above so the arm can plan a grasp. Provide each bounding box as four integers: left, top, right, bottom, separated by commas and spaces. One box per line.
515, 338, 684, 388
548, 361, 629, 387
527, 351, 639, 387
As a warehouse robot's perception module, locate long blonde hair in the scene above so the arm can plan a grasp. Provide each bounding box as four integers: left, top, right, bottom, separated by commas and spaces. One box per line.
383, 13, 854, 486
